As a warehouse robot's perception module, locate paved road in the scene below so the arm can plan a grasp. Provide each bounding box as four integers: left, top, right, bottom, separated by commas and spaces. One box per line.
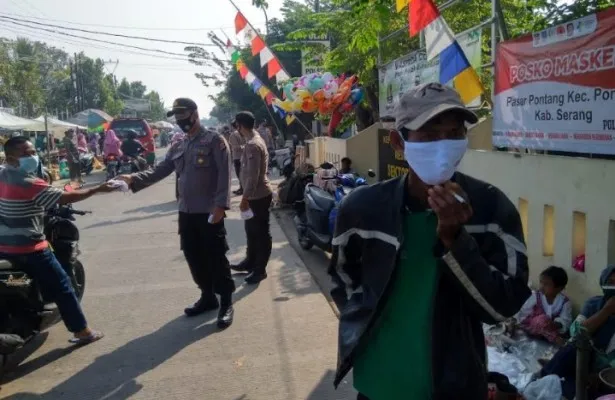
1, 156, 355, 399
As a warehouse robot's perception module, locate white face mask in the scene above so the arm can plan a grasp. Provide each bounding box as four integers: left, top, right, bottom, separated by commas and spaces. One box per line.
402, 138, 468, 185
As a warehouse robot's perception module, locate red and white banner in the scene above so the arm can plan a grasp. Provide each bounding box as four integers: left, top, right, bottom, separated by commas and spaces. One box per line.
493, 8, 615, 154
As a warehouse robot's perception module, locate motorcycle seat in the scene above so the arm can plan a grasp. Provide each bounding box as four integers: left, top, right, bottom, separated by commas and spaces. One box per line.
0, 259, 15, 271
305, 184, 336, 212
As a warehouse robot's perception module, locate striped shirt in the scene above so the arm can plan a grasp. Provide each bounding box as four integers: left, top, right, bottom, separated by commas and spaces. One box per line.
0, 166, 63, 254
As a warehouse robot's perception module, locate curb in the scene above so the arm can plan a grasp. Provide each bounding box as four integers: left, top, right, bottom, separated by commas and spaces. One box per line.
273, 209, 340, 319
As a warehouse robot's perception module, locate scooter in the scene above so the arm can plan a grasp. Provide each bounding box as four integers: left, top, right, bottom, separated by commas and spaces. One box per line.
0, 185, 89, 369
105, 154, 120, 180
296, 169, 375, 251
79, 152, 95, 176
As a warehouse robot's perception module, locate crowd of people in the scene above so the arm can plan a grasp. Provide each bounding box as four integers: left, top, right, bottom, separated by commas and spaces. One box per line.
4, 85, 615, 399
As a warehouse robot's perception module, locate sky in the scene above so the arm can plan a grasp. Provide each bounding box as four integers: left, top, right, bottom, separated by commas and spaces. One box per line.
0, 0, 287, 116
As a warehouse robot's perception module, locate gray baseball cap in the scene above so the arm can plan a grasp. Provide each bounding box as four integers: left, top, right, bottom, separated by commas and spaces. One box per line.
393, 82, 478, 131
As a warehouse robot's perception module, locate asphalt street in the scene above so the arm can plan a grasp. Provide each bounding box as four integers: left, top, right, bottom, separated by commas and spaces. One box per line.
0, 151, 355, 400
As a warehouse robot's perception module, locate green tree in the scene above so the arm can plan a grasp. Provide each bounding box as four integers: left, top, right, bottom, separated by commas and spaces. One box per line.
130, 81, 147, 98
145, 90, 165, 120
99, 74, 124, 117
117, 78, 132, 99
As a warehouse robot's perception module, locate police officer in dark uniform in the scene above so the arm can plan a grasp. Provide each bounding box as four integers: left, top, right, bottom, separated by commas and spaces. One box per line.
118, 98, 235, 328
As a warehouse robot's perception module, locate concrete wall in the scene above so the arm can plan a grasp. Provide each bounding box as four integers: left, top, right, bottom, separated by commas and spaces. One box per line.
459, 150, 615, 307
346, 124, 380, 183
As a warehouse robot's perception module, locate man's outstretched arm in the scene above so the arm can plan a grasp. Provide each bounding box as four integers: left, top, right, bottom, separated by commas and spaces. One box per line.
121, 157, 175, 192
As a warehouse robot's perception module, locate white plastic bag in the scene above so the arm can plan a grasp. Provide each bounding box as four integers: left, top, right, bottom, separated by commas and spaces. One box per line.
522, 374, 562, 400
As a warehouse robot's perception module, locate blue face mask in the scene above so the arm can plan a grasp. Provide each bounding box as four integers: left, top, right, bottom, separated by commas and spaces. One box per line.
18, 155, 40, 174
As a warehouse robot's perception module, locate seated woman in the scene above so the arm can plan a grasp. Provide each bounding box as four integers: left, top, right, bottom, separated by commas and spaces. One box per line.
514, 266, 572, 345
539, 265, 615, 399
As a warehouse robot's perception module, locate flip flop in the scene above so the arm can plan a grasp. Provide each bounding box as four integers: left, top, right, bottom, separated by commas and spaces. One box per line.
69, 331, 104, 346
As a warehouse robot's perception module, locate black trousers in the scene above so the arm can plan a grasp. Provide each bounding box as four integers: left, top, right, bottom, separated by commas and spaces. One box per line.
244, 194, 272, 273
233, 159, 242, 190
68, 161, 81, 181
357, 394, 369, 400
178, 212, 235, 303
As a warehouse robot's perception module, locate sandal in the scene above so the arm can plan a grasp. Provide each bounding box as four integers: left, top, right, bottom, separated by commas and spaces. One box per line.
69, 330, 104, 346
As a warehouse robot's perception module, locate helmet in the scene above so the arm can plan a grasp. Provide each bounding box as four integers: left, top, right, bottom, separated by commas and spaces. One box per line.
339, 174, 356, 188
126, 129, 138, 140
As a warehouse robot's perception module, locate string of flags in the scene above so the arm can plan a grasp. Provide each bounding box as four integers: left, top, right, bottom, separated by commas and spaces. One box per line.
235, 59, 296, 125
397, 0, 484, 104
234, 11, 291, 83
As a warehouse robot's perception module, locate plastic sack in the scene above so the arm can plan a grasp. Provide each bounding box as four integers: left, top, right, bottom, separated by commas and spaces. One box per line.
487, 346, 534, 389
522, 375, 562, 400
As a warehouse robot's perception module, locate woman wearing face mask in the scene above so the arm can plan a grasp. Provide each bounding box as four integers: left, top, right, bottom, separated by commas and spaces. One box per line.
327, 83, 531, 400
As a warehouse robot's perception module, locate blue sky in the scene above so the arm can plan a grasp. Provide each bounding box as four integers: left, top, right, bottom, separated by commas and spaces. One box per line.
0, 0, 286, 115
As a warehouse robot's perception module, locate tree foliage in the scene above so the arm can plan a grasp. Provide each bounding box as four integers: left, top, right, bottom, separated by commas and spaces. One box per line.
0, 36, 167, 121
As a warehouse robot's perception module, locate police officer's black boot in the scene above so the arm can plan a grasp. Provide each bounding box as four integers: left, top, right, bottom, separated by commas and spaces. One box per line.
184, 294, 219, 317
217, 296, 234, 329
244, 269, 267, 284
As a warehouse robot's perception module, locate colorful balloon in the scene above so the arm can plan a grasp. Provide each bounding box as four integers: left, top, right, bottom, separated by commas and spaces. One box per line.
308, 77, 325, 93
321, 72, 334, 83
350, 88, 364, 105
302, 98, 318, 113
328, 110, 344, 136
295, 89, 311, 100
284, 83, 295, 100
313, 89, 326, 103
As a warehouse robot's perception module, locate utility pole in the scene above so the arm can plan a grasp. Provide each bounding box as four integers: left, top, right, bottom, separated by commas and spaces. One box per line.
314, 0, 322, 137
44, 113, 51, 167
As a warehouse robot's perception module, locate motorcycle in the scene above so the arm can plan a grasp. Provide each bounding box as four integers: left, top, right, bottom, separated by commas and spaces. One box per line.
118, 154, 144, 174
296, 168, 375, 252
105, 154, 120, 180
269, 148, 295, 180
0, 185, 90, 367
79, 152, 95, 176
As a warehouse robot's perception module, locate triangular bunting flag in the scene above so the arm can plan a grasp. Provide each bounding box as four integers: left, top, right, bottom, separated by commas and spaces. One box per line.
251, 36, 266, 56
252, 79, 263, 91
231, 50, 241, 65
244, 28, 257, 41
245, 71, 257, 84
234, 12, 248, 34
238, 64, 249, 79
265, 92, 276, 105
259, 47, 275, 67
258, 87, 269, 98
267, 58, 282, 79
286, 115, 296, 125
396, 0, 409, 12
275, 69, 291, 82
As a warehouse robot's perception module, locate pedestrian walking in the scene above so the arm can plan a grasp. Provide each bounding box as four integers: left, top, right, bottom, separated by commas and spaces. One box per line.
118, 98, 235, 329
231, 111, 273, 285
62, 129, 82, 186
328, 83, 531, 400
228, 120, 245, 196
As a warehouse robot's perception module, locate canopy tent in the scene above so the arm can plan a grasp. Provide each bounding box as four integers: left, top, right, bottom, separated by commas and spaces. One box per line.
34, 116, 86, 137
0, 110, 46, 131
151, 120, 174, 129
67, 109, 113, 132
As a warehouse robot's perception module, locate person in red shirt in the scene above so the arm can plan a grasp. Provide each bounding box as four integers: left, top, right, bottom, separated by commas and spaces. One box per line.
0, 136, 115, 344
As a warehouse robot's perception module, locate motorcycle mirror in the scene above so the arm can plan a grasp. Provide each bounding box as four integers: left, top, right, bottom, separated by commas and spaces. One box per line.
367, 169, 376, 178
63, 184, 75, 192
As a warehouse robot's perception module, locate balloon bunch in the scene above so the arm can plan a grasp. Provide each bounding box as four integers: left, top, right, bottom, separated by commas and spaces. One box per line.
273, 72, 364, 134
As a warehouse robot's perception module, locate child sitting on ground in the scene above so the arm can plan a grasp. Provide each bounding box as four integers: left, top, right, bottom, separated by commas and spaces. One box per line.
513, 266, 572, 345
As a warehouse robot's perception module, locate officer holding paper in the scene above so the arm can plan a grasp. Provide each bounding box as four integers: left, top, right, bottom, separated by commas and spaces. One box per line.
230, 111, 273, 285
118, 98, 235, 329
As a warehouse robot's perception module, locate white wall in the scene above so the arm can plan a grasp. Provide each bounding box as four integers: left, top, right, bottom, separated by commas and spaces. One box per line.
459, 150, 615, 308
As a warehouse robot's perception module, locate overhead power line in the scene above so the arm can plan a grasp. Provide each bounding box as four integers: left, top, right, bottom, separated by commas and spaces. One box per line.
0, 19, 215, 58
0, 14, 216, 46
0, 12, 266, 32
0, 24, 198, 63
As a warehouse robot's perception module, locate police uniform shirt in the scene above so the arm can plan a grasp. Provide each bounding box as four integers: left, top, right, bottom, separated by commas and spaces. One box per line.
239, 132, 272, 201
130, 127, 232, 213
229, 130, 245, 162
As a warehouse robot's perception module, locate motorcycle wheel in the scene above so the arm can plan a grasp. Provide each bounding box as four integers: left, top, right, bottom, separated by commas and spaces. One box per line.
71, 260, 86, 301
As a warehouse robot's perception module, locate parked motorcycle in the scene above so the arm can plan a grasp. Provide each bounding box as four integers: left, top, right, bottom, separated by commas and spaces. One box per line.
0, 185, 90, 367
296, 168, 375, 251
269, 148, 295, 180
